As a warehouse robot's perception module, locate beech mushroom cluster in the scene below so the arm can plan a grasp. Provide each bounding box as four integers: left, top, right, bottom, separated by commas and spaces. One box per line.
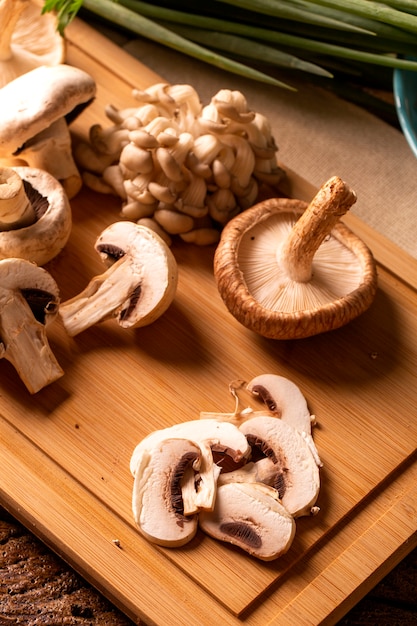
214, 176, 378, 339
75, 83, 284, 245
130, 373, 321, 560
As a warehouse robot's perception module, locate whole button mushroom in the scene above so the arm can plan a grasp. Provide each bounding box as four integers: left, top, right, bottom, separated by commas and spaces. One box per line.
0, 64, 96, 198
0, 257, 63, 393
0, 166, 71, 265
59, 221, 178, 337
214, 176, 378, 339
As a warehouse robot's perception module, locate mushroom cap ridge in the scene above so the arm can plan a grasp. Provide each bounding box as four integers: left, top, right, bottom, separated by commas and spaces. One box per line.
0, 64, 96, 155
214, 197, 378, 340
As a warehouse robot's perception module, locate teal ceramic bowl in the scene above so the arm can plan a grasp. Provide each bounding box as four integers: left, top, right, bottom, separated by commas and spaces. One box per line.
393, 61, 417, 159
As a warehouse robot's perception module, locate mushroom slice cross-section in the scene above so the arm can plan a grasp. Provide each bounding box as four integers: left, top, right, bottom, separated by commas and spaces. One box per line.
59, 221, 178, 336
245, 373, 321, 465
132, 437, 201, 547
236, 414, 321, 517
130, 418, 251, 513
0, 64, 96, 198
214, 176, 378, 339
0, 166, 72, 265
199, 482, 296, 561
0, 257, 63, 393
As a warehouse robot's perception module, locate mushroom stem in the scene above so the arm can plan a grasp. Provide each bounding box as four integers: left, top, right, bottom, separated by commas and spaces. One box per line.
0, 0, 27, 61
59, 255, 141, 337
0, 166, 36, 230
0, 288, 63, 393
280, 176, 357, 283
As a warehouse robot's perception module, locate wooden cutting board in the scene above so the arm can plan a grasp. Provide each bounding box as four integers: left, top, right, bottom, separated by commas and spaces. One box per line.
0, 19, 416, 626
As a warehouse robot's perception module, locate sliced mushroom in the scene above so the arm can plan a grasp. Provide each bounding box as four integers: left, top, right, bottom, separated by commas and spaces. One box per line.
246, 373, 321, 465
214, 176, 378, 339
132, 437, 201, 547
0, 257, 63, 393
59, 221, 178, 337
0, 64, 96, 198
0, 0, 65, 87
236, 415, 321, 517
0, 166, 71, 265
199, 482, 296, 560
246, 374, 313, 433
130, 418, 251, 513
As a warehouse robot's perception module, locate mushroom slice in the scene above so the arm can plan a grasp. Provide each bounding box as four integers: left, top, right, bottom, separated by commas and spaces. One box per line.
59, 221, 178, 337
214, 176, 378, 339
246, 373, 321, 465
130, 419, 251, 512
0, 166, 71, 265
132, 437, 201, 547
0, 64, 96, 198
237, 415, 321, 517
0, 257, 63, 393
199, 482, 296, 561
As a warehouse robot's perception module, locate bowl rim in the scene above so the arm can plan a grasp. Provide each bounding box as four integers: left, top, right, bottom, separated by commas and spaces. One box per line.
393, 60, 417, 159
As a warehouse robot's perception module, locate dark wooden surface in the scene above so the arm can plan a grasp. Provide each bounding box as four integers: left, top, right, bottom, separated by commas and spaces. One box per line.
1, 504, 416, 625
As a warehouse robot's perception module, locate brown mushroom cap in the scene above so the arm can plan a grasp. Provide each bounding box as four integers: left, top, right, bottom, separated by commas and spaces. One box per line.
214, 177, 377, 340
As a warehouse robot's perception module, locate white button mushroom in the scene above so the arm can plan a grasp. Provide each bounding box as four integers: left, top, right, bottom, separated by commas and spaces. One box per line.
59, 221, 178, 336
199, 482, 296, 561
0, 257, 63, 393
132, 437, 201, 547
0, 166, 72, 265
130, 418, 251, 513
0, 64, 96, 198
237, 415, 321, 518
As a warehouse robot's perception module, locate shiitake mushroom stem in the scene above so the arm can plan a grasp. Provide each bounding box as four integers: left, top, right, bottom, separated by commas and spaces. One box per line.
280, 176, 357, 283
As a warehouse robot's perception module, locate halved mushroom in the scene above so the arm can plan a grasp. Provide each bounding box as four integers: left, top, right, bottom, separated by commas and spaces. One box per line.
235, 415, 321, 517
0, 0, 65, 87
0, 257, 63, 393
199, 482, 296, 560
214, 176, 378, 339
59, 221, 178, 337
132, 437, 201, 547
0, 64, 96, 198
130, 418, 251, 513
0, 166, 71, 265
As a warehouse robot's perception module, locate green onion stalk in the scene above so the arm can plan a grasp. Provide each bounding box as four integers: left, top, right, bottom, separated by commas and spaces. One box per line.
43, 0, 417, 98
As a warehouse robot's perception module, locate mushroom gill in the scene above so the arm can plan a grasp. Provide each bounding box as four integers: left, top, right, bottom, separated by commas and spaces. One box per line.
214, 176, 378, 339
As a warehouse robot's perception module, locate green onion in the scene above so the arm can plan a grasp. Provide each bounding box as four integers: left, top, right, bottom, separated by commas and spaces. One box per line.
43, 0, 417, 90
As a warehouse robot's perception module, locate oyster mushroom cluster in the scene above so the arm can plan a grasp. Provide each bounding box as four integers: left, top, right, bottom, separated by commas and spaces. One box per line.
75, 83, 284, 246
130, 373, 321, 561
